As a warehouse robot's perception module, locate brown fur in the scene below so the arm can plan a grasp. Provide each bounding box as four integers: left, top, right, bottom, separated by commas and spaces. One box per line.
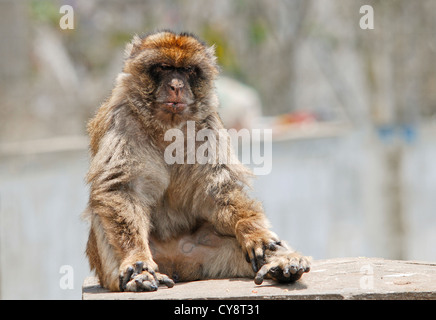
83, 30, 310, 292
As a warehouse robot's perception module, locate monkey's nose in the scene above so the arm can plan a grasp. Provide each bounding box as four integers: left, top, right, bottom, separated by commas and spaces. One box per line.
169, 78, 184, 91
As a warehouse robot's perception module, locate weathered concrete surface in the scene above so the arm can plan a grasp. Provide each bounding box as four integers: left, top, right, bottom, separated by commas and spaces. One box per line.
82, 257, 436, 300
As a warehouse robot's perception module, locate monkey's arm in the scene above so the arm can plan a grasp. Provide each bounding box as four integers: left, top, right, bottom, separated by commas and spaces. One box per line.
207, 175, 278, 271
205, 164, 310, 284
212, 185, 311, 283
86, 132, 173, 291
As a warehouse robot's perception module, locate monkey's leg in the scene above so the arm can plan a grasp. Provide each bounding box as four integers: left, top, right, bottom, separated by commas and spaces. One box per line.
150, 223, 310, 284
149, 223, 254, 282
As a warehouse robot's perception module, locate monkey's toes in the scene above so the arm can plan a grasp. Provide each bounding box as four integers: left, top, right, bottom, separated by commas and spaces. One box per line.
119, 261, 174, 292
125, 272, 159, 292
125, 271, 174, 292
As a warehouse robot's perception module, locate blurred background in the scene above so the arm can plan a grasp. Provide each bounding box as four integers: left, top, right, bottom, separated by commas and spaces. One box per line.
0, 0, 435, 299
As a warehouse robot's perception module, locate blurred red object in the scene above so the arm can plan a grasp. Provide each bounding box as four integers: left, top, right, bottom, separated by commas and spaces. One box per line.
276, 111, 317, 125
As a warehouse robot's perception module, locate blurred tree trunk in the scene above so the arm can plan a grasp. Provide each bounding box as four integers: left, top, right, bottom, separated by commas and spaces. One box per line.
358, 0, 428, 259
0, 0, 30, 143
0, 0, 29, 89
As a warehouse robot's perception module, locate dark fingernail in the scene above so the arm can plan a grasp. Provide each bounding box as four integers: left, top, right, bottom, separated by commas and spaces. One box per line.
257, 257, 265, 269
290, 265, 298, 274
268, 243, 278, 251
254, 275, 264, 285
172, 272, 180, 283
283, 267, 290, 277
135, 261, 144, 273
251, 258, 258, 273
119, 276, 125, 292
251, 249, 258, 272
119, 266, 134, 291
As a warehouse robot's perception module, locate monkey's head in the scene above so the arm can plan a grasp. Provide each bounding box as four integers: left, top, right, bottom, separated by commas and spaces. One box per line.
122, 30, 219, 126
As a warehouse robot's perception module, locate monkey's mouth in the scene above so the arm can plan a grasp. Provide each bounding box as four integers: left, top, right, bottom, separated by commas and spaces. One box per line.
162, 102, 187, 114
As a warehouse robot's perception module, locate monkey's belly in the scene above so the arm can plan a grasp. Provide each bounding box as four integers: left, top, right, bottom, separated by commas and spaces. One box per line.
148, 223, 227, 282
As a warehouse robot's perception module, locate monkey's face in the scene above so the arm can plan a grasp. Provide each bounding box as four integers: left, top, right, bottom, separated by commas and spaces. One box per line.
151, 63, 195, 115
123, 31, 219, 125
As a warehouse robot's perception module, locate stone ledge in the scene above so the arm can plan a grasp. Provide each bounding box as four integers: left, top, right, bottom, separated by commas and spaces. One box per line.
82, 257, 436, 300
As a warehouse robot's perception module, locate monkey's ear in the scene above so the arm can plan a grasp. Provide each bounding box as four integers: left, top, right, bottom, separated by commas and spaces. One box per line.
205, 44, 217, 62
124, 34, 142, 59
205, 44, 220, 75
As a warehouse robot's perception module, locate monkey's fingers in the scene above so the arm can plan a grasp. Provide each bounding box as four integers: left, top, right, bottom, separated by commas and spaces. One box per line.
133, 261, 144, 276
254, 264, 271, 285
254, 254, 311, 285
248, 241, 282, 270
119, 261, 145, 291
126, 272, 158, 292
120, 261, 167, 292
119, 266, 134, 291
254, 264, 295, 285
247, 246, 265, 273
249, 248, 258, 272
267, 241, 283, 252
245, 232, 282, 272
154, 272, 175, 288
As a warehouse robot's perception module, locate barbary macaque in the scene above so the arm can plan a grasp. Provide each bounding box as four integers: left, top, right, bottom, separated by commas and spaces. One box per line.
83, 30, 310, 292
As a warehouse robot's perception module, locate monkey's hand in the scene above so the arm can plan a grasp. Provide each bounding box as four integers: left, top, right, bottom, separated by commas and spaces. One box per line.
239, 227, 283, 273
118, 261, 175, 292
253, 247, 311, 285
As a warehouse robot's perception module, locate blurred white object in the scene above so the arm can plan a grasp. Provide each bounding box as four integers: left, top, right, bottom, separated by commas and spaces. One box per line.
215, 76, 263, 130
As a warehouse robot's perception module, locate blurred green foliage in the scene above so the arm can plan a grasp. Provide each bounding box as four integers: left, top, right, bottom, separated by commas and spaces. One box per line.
109, 31, 135, 48
201, 26, 243, 79
249, 19, 268, 46
30, 0, 60, 26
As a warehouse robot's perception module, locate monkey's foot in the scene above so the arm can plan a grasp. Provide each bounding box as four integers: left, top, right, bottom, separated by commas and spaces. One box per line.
119, 261, 175, 292
254, 251, 311, 285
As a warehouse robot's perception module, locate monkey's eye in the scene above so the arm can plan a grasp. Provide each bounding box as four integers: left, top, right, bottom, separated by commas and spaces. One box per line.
154, 64, 173, 72
181, 66, 196, 75
160, 64, 173, 71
